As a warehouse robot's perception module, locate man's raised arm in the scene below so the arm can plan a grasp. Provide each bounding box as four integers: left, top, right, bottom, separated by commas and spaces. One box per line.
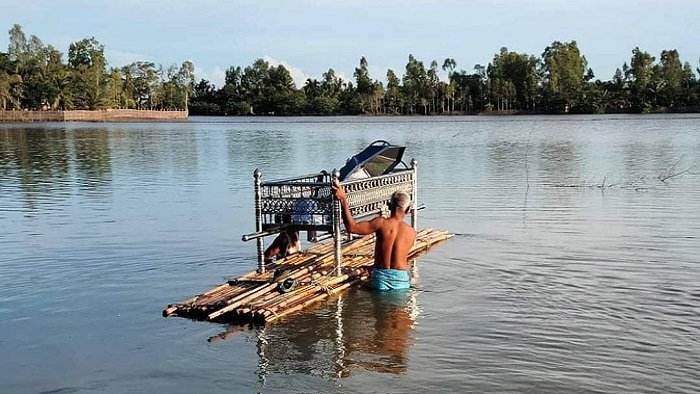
332, 178, 382, 235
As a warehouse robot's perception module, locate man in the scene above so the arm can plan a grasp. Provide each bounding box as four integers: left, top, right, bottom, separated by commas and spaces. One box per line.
332, 179, 417, 291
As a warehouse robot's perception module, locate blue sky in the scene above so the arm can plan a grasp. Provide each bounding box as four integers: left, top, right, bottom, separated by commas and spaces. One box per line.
1, 0, 698, 88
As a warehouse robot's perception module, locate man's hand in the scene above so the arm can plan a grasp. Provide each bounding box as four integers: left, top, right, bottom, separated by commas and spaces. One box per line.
331, 178, 347, 201
332, 177, 381, 236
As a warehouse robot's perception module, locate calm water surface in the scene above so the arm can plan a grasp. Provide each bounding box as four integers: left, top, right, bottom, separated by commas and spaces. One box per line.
1, 115, 699, 393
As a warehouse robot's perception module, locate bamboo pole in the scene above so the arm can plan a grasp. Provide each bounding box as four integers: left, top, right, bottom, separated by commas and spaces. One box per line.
167, 229, 452, 322
265, 277, 365, 324
208, 283, 278, 320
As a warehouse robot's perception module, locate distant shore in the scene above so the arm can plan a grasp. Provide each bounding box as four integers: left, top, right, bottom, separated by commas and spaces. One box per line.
470, 106, 700, 116
3, 107, 697, 123
189, 106, 700, 117
0, 109, 188, 123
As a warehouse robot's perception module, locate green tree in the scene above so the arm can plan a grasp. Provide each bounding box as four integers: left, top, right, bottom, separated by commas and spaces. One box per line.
45, 46, 72, 109
656, 49, 684, 107
189, 79, 221, 115
217, 66, 249, 115
626, 47, 656, 112
442, 58, 457, 112
68, 37, 108, 109
541, 40, 588, 112
7, 25, 53, 109
428, 60, 440, 113
403, 54, 429, 114
178, 60, 195, 109
105, 69, 123, 108
0, 70, 22, 109
385, 69, 402, 114
487, 47, 539, 111
680, 61, 696, 106
354, 56, 374, 113
121, 61, 159, 109
321, 68, 342, 99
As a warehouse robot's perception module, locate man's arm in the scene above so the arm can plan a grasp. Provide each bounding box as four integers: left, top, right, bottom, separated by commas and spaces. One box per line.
332, 179, 382, 235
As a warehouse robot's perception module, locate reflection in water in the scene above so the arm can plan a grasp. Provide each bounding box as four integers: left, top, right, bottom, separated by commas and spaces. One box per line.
537, 140, 582, 185
487, 139, 524, 179
339, 289, 417, 377
227, 130, 293, 179
252, 279, 419, 383
0, 125, 207, 213
0, 129, 72, 212
2, 117, 699, 393
72, 129, 112, 194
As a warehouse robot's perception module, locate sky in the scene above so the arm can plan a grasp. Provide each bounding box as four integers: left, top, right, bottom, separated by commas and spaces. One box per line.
1, 0, 699, 88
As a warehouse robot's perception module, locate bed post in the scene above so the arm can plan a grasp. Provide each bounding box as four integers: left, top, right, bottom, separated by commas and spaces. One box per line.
411, 158, 418, 230
332, 169, 343, 277
254, 168, 265, 272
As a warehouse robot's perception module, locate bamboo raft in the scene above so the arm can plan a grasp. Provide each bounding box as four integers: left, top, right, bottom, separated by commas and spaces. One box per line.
163, 228, 452, 325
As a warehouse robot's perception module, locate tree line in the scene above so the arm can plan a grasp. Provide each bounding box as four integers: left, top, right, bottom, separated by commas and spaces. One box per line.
192, 44, 700, 115
2, 24, 699, 115
0, 25, 193, 111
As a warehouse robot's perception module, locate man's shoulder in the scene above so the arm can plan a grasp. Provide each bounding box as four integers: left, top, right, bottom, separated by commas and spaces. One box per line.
370, 216, 387, 224
400, 220, 415, 230
401, 221, 417, 238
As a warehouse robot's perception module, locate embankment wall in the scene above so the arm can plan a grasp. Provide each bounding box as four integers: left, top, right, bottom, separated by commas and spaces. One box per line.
0, 109, 188, 122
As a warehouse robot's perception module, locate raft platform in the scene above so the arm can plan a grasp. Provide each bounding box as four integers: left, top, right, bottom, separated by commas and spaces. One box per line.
163, 140, 451, 326
163, 228, 452, 324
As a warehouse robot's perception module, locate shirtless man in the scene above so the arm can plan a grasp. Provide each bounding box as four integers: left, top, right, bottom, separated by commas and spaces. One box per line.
332, 179, 417, 291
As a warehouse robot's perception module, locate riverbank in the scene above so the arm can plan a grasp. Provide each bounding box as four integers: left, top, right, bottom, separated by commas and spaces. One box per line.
0, 109, 188, 122
475, 106, 700, 116
189, 106, 700, 117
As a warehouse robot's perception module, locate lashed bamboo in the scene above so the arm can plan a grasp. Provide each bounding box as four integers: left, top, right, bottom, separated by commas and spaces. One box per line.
164, 229, 453, 324
208, 282, 279, 320
265, 277, 366, 323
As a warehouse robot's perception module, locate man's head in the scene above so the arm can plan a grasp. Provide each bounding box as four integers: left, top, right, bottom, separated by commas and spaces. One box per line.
389, 191, 411, 214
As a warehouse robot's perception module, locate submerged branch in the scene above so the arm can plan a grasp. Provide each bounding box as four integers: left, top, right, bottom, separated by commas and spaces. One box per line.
659, 156, 692, 183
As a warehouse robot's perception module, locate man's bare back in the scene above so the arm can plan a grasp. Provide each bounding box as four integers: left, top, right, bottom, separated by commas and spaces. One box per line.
371, 216, 415, 270
332, 179, 416, 270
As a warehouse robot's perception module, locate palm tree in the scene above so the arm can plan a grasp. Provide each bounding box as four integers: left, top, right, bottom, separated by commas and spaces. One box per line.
50, 68, 72, 110
0, 72, 22, 110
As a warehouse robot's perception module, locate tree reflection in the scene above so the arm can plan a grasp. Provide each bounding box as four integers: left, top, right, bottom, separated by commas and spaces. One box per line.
537, 140, 581, 184
0, 128, 71, 211
227, 129, 293, 179
72, 128, 113, 193
487, 139, 523, 178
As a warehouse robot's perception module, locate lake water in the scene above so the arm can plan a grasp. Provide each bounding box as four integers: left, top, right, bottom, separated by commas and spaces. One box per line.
1, 115, 699, 393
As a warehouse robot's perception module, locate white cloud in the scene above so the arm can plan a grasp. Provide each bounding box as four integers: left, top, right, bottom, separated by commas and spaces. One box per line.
335, 71, 352, 84
263, 55, 311, 88
195, 65, 227, 89
105, 49, 152, 68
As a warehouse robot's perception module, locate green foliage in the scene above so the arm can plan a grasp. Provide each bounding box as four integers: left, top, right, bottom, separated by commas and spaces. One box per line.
4, 23, 700, 116
541, 41, 588, 112
487, 48, 539, 111
2, 24, 192, 111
